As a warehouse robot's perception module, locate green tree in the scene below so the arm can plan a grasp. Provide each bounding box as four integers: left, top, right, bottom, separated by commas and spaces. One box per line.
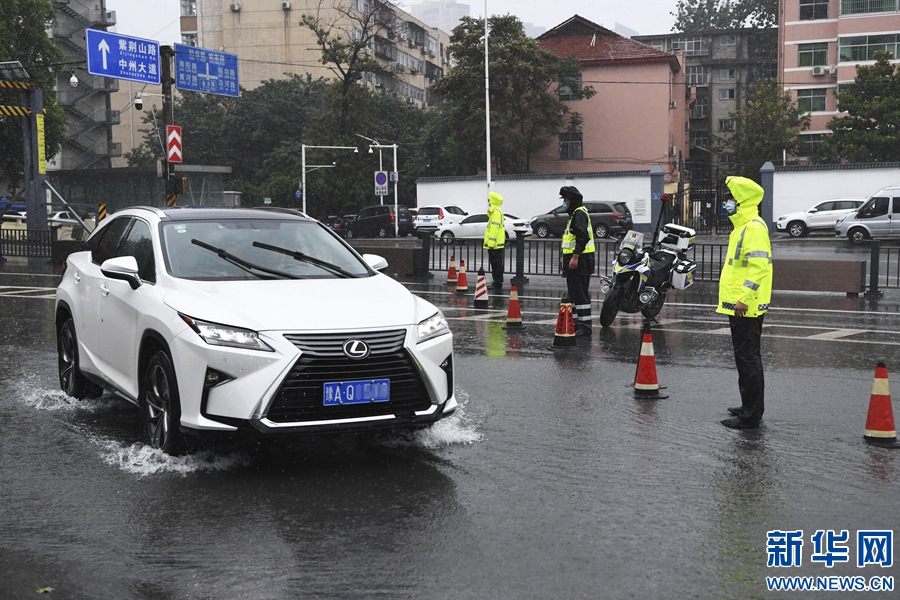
0, 0, 66, 189
672, 0, 777, 32
430, 15, 594, 175
824, 50, 900, 163
715, 77, 809, 180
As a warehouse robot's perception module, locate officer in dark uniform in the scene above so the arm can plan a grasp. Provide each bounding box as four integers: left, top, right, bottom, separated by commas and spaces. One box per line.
560, 186, 595, 337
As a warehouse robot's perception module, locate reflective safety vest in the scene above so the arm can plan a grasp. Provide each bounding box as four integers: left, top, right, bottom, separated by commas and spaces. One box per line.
716, 216, 773, 317
483, 206, 505, 250
561, 206, 595, 255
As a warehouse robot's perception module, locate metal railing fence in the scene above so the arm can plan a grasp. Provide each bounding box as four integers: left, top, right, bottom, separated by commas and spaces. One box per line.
0, 229, 53, 258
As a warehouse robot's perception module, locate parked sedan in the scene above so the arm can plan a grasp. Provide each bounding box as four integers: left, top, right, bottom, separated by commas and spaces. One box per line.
434, 213, 532, 244
55, 207, 456, 454
775, 199, 864, 237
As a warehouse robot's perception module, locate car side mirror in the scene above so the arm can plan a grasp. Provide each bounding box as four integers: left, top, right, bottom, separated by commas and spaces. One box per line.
100, 255, 143, 290
809, 208, 818, 213
362, 253, 388, 271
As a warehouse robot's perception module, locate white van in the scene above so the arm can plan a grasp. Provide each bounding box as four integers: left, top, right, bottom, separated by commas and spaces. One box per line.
835, 184, 900, 244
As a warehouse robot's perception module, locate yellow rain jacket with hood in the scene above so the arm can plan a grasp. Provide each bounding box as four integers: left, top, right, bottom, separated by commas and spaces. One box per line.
483, 191, 505, 250
716, 176, 773, 318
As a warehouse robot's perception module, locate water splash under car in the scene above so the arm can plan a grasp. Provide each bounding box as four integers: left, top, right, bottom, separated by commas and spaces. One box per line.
55, 207, 456, 454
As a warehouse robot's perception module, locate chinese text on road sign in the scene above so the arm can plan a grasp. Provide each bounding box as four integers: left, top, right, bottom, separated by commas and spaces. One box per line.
174, 44, 239, 98
85, 29, 160, 85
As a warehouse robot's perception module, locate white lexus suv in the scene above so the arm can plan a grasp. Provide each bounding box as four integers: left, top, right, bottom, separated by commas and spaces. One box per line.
55, 207, 456, 454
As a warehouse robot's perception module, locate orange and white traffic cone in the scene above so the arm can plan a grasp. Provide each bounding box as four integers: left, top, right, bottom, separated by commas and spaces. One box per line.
446, 255, 457, 284
474, 268, 489, 309
551, 293, 576, 349
503, 285, 524, 329
864, 362, 899, 448
455, 259, 468, 295
633, 320, 668, 399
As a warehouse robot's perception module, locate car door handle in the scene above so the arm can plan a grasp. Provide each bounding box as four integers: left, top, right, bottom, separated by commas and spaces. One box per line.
100, 283, 110, 296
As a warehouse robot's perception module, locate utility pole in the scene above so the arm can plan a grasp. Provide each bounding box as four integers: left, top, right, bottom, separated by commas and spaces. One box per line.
161, 45, 179, 207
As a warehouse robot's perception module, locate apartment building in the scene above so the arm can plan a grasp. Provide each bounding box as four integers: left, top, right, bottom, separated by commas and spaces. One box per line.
50, 0, 122, 170
179, 0, 452, 106
531, 16, 688, 181
779, 0, 900, 158
634, 28, 777, 172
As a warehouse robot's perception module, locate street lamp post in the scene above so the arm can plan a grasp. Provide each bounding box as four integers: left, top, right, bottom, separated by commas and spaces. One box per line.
301, 144, 358, 214
368, 143, 399, 237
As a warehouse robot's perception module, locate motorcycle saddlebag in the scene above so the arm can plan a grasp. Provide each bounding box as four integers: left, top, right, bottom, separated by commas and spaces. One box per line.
671, 259, 697, 289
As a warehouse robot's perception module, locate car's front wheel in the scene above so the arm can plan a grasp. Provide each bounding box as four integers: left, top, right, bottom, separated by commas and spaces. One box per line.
141, 350, 187, 455
787, 221, 808, 238
595, 223, 610, 239
440, 231, 455, 244
848, 227, 869, 245
535, 223, 550, 238
58, 318, 103, 399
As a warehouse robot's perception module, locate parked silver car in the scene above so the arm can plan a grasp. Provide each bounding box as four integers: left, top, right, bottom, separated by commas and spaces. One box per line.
835, 185, 900, 244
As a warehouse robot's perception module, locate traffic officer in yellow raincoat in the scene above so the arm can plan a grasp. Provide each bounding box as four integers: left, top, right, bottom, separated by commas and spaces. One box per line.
560, 186, 595, 337
483, 191, 506, 290
716, 176, 773, 429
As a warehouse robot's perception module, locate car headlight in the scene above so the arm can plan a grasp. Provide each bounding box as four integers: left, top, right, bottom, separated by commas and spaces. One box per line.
836, 216, 847, 225
777, 216, 786, 221
417, 310, 450, 343
180, 315, 273, 351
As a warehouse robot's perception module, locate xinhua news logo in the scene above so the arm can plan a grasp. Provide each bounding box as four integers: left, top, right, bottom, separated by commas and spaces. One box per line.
765, 530, 894, 593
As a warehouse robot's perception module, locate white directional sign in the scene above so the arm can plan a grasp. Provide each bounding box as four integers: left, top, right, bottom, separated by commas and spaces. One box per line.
85, 29, 160, 85
174, 44, 240, 97
374, 171, 389, 196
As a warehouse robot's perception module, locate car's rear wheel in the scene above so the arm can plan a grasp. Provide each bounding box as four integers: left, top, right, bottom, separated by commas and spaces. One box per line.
440, 231, 455, 244
378, 227, 388, 238
848, 227, 869, 245
595, 223, 610, 239
535, 223, 550, 238
141, 350, 187, 455
345, 228, 355, 239
58, 318, 103, 399
787, 221, 808, 238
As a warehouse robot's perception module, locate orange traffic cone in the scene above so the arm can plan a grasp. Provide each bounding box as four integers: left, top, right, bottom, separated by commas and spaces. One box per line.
446, 255, 457, 284
551, 293, 576, 349
474, 268, 489, 309
503, 285, 524, 329
456, 260, 468, 294
864, 362, 900, 448
633, 320, 668, 399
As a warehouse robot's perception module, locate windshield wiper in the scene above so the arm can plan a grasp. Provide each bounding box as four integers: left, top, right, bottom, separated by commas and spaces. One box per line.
251, 241, 355, 278
191, 239, 298, 280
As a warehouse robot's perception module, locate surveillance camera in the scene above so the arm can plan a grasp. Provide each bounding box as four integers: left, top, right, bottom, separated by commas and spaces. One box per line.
69, 73, 78, 88
134, 96, 143, 110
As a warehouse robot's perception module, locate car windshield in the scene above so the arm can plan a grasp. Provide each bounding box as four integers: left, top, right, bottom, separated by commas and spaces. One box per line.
161, 219, 372, 281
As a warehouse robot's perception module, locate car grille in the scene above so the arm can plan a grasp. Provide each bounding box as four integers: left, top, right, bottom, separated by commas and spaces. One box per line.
266, 330, 431, 423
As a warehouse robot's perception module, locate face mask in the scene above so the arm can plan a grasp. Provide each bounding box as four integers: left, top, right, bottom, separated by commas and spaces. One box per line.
561, 200, 569, 211
724, 199, 737, 215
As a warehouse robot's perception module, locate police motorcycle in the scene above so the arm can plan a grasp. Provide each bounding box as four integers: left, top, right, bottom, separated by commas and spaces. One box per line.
598, 198, 697, 327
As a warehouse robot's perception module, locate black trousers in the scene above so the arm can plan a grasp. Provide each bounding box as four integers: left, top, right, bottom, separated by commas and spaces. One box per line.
729, 314, 765, 422
487, 248, 504, 285
564, 253, 594, 330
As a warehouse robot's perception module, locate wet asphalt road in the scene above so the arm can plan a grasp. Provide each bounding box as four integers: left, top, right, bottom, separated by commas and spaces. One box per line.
1, 250, 899, 600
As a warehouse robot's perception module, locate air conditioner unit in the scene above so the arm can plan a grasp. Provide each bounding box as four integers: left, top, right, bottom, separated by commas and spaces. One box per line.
811, 65, 826, 76
230, 3, 241, 11
281, 1, 291, 10
669, 146, 677, 156
669, 100, 677, 109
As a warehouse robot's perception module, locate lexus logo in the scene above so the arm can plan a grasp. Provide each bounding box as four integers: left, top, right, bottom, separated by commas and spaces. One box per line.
342, 340, 370, 359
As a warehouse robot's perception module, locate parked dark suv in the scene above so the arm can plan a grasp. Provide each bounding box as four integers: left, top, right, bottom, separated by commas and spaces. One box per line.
530, 201, 633, 239
346, 204, 414, 238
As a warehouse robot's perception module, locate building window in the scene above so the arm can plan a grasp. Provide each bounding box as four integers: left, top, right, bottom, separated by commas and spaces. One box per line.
720, 35, 736, 46
689, 131, 709, 148
672, 36, 709, 56
799, 42, 828, 67
798, 133, 826, 156
685, 66, 709, 87
797, 88, 828, 112
181, 33, 198, 47
559, 132, 583, 160
839, 34, 900, 61
180, 0, 196, 17
718, 153, 732, 164
719, 88, 736, 100
720, 69, 736, 80
800, 0, 830, 19
558, 74, 582, 101
690, 96, 708, 118
718, 119, 736, 131
840, 0, 899, 16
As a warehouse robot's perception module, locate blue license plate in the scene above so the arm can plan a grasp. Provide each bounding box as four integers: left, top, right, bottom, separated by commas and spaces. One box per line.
323, 379, 390, 406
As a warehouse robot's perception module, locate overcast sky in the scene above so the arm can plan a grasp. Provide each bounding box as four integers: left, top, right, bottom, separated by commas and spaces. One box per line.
106, 0, 679, 45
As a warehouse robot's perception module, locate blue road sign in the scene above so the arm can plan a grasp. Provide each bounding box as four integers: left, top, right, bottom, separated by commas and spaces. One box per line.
295, 190, 302, 200
85, 29, 160, 85
174, 44, 240, 97
652, 193, 661, 200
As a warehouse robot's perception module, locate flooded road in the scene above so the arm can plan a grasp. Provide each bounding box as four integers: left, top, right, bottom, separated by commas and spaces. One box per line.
1, 262, 898, 599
